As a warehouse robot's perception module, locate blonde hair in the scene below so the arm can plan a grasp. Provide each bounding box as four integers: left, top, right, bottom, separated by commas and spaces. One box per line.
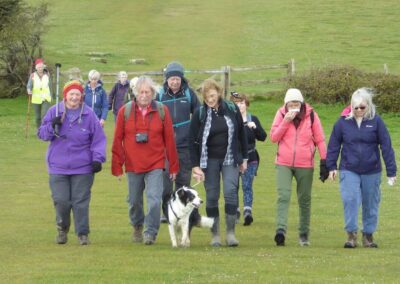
200, 79, 222, 100
88, 69, 100, 81
346, 88, 376, 120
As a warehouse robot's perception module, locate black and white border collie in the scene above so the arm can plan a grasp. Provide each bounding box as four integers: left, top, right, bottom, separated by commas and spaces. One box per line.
162, 186, 214, 248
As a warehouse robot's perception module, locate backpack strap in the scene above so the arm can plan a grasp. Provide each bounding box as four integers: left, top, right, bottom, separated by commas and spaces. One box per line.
310, 110, 314, 126
124, 101, 133, 122
124, 100, 164, 124
157, 87, 191, 104
156, 101, 165, 123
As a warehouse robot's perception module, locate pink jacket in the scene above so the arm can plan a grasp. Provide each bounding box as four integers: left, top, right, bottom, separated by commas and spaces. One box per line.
270, 104, 327, 168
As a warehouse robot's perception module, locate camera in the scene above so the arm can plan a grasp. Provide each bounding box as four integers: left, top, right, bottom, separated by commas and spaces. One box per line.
135, 132, 148, 143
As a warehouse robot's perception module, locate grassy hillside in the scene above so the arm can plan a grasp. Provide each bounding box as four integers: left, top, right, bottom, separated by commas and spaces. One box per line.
29, 0, 400, 85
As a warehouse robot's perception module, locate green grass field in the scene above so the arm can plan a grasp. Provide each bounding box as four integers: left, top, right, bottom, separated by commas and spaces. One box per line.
1, 0, 400, 283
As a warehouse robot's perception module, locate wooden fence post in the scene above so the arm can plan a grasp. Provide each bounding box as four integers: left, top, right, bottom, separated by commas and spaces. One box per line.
383, 63, 389, 74
222, 65, 231, 98
287, 59, 295, 76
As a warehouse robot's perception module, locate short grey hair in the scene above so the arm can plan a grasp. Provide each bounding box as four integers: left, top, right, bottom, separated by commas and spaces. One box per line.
118, 71, 128, 79
134, 76, 157, 97
88, 69, 100, 81
346, 87, 376, 120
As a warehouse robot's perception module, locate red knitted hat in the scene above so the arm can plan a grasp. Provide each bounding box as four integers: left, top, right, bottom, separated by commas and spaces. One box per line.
35, 58, 44, 66
63, 80, 84, 98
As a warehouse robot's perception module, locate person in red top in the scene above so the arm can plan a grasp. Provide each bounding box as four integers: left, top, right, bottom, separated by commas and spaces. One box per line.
112, 76, 179, 245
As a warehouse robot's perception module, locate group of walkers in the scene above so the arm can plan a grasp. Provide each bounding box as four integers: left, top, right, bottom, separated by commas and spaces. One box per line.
31, 58, 397, 248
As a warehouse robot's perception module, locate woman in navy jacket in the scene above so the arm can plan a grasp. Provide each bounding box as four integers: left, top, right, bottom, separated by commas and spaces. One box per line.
326, 88, 397, 249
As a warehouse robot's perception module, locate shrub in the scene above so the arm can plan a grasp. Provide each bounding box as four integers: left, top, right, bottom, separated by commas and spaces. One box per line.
286, 65, 400, 113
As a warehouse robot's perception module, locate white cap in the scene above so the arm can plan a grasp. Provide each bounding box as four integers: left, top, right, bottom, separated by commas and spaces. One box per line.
284, 88, 304, 104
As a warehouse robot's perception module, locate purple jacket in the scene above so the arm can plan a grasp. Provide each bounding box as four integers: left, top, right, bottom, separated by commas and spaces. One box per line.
108, 80, 130, 115
38, 102, 107, 175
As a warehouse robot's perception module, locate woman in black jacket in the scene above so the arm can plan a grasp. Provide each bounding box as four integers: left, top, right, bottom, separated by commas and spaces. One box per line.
189, 79, 248, 247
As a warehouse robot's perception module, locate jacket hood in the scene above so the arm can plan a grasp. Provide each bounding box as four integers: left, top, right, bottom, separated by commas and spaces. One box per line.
341, 105, 351, 117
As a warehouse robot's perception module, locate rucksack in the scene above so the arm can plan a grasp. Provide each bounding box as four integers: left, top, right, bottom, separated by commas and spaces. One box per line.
124, 100, 165, 124
157, 87, 191, 104
157, 87, 192, 128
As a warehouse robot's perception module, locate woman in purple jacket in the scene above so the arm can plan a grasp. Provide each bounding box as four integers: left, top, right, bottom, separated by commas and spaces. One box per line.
108, 71, 130, 122
327, 88, 397, 249
38, 80, 106, 246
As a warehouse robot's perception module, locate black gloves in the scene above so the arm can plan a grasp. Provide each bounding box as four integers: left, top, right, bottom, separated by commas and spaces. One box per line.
319, 159, 329, 183
51, 116, 62, 130
92, 161, 102, 173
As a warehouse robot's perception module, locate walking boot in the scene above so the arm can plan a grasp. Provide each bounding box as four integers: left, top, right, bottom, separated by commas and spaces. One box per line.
226, 214, 239, 247
243, 209, 253, 226
344, 232, 357, 248
132, 225, 143, 243
362, 233, 378, 248
78, 235, 90, 245
210, 216, 221, 247
56, 227, 69, 244
274, 229, 285, 246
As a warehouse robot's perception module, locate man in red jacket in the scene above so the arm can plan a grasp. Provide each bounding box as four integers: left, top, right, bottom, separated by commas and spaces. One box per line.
112, 76, 179, 245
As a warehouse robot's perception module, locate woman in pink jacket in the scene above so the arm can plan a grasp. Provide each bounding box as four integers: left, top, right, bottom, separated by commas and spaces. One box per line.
270, 88, 328, 246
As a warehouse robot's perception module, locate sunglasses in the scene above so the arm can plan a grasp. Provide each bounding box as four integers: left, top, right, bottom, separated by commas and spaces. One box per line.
230, 91, 241, 99
354, 106, 366, 110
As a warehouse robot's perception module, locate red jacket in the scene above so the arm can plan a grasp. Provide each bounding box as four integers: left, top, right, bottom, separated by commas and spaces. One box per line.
111, 100, 179, 175
270, 104, 327, 168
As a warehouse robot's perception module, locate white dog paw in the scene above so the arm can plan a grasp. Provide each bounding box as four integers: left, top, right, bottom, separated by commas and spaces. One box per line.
180, 240, 191, 248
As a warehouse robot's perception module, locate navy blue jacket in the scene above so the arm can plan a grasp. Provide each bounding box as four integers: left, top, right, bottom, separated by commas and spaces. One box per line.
326, 115, 396, 177
157, 78, 200, 148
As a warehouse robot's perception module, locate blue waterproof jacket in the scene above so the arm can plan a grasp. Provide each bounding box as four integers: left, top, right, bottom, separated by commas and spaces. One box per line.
84, 80, 108, 120
326, 115, 396, 177
156, 78, 200, 148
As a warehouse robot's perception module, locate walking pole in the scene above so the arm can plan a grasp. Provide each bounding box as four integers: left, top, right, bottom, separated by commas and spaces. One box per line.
24, 95, 31, 139
54, 63, 62, 137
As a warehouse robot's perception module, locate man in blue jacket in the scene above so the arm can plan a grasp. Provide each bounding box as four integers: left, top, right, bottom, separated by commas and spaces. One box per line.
156, 61, 200, 222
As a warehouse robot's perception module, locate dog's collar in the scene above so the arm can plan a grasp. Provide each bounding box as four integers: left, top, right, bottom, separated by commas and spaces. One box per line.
168, 200, 181, 222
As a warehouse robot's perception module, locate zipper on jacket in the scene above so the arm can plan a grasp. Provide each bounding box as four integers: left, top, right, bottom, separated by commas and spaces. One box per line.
291, 129, 299, 166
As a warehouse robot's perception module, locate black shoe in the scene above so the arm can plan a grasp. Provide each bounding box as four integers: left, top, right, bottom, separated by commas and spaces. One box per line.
274, 231, 285, 246
243, 210, 253, 226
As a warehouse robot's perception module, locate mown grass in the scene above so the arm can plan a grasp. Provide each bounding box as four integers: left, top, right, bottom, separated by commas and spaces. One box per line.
1, 96, 399, 283
2, 0, 400, 282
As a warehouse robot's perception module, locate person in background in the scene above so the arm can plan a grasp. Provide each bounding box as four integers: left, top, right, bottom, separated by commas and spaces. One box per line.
156, 61, 200, 223
27, 58, 52, 128
270, 88, 327, 247
230, 92, 266, 226
84, 69, 108, 127
326, 88, 397, 249
37, 80, 106, 245
111, 76, 179, 245
189, 79, 248, 247
108, 71, 130, 122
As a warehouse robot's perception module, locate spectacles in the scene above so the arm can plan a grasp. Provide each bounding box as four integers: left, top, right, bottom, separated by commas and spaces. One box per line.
354, 106, 366, 110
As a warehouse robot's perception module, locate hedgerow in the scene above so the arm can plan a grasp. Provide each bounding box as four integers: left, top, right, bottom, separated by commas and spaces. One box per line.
286, 65, 400, 113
